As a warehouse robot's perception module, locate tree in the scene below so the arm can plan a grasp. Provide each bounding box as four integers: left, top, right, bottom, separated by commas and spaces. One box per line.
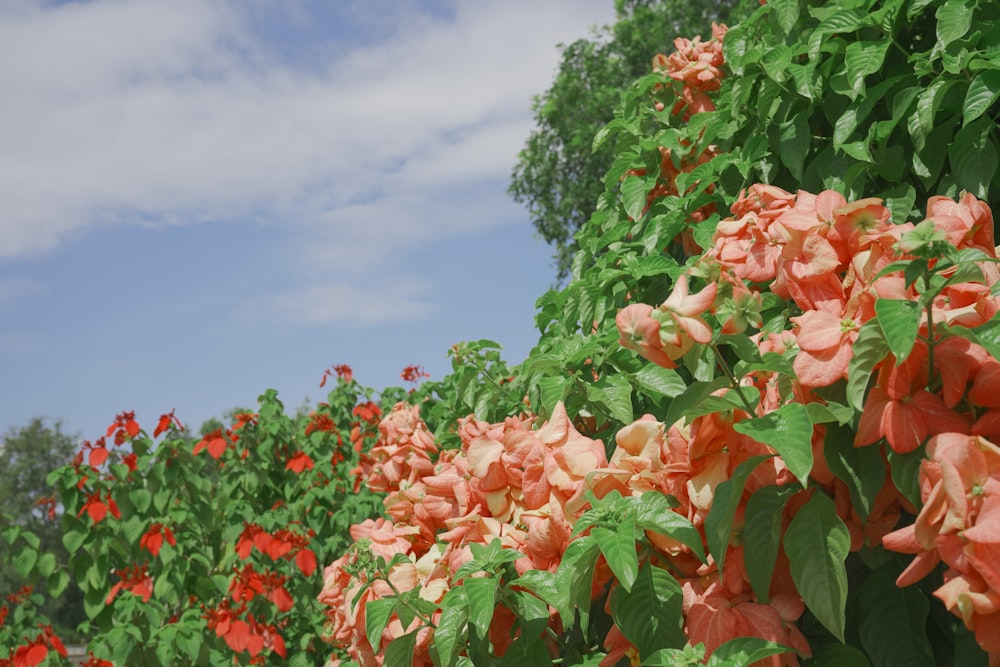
0, 418, 85, 642
509, 0, 745, 281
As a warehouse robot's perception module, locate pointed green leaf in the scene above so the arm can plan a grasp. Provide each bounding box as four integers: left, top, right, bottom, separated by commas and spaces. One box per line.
784, 491, 850, 642
950, 118, 998, 199
430, 587, 468, 667
463, 577, 496, 642
621, 176, 648, 221
824, 422, 886, 520
769, 0, 800, 35
610, 563, 685, 656
733, 403, 814, 487
634, 493, 707, 563
707, 637, 796, 666
875, 298, 922, 363
365, 597, 398, 653
634, 365, 686, 399
844, 40, 889, 98
936, 0, 972, 48
705, 455, 774, 572
744, 485, 799, 602
501, 635, 553, 667
587, 374, 634, 425
384, 631, 419, 667
553, 536, 600, 635
592, 522, 639, 592
847, 320, 889, 410
858, 561, 936, 667
664, 377, 730, 427
964, 71, 1000, 127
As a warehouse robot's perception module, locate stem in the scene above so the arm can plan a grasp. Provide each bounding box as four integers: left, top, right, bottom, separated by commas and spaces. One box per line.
924, 275, 937, 388
384, 576, 437, 629
712, 344, 757, 415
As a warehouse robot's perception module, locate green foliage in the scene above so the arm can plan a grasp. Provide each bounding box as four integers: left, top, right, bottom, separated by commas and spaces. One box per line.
510, 0, 745, 281
0, 418, 85, 644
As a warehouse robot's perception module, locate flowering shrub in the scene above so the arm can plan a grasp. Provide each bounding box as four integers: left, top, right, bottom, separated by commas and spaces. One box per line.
3, 0, 1000, 665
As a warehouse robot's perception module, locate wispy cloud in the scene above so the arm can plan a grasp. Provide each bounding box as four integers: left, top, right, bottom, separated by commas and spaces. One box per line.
0, 0, 612, 330
0, 0, 609, 252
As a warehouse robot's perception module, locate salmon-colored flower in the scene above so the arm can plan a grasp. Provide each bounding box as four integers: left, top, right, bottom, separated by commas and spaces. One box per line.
855, 346, 970, 453
791, 308, 859, 388
883, 433, 1000, 658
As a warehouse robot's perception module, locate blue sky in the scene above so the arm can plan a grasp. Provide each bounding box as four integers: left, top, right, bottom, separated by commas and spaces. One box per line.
0, 0, 617, 441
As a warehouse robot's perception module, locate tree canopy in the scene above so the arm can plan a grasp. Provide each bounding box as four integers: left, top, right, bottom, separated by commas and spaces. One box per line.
509, 0, 745, 281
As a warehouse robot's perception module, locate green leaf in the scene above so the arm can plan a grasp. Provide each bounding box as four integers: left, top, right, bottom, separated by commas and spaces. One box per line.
365, 597, 397, 653
634, 493, 707, 563
950, 117, 999, 199
36, 552, 56, 577
733, 403, 814, 487
843, 40, 889, 98
824, 422, 885, 520
707, 637, 795, 666
610, 563, 685, 656
784, 491, 850, 642
384, 631, 419, 667
592, 521, 639, 592
553, 536, 600, 635
936, 0, 972, 48
501, 636, 553, 667
847, 320, 889, 411
507, 590, 550, 639
634, 365, 686, 399
858, 561, 936, 667
587, 375, 634, 425
964, 70, 1000, 126
130, 488, 152, 513
875, 298, 922, 363
744, 484, 799, 602
769, 0, 800, 35
13, 547, 37, 578
779, 111, 811, 179
48, 568, 69, 598
463, 576, 496, 641
704, 455, 774, 573
431, 587, 468, 667
887, 446, 924, 507
664, 377, 730, 427
621, 176, 648, 221
944, 314, 1000, 361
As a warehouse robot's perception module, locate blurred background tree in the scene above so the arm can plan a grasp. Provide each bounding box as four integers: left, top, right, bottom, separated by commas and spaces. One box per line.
509, 0, 746, 282
0, 418, 85, 642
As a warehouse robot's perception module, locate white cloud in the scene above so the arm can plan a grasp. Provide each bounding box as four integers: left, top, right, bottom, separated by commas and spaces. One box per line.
0, 0, 614, 329
236, 278, 438, 328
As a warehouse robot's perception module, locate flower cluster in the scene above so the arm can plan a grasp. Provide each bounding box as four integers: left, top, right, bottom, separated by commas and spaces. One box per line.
653, 23, 728, 116
319, 402, 606, 665
883, 433, 1000, 653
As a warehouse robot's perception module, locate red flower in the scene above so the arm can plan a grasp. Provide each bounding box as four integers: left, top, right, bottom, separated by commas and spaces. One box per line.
285, 451, 314, 474
401, 364, 430, 384
139, 523, 176, 557
81, 653, 114, 667
194, 429, 228, 459
106, 564, 153, 604
295, 548, 317, 577
78, 492, 120, 524
10, 629, 66, 667
106, 411, 141, 444
153, 409, 183, 437
320, 363, 353, 387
